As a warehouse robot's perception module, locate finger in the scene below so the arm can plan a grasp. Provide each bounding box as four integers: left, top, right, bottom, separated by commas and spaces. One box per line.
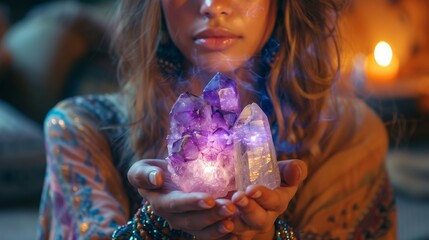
244, 185, 281, 211
278, 159, 307, 186
231, 192, 268, 229
167, 199, 236, 231
142, 190, 217, 214
127, 159, 166, 189
244, 184, 299, 213
190, 219, 234, 240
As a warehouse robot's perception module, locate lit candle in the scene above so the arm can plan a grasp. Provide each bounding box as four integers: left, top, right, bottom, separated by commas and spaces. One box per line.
365, 41, 399, 83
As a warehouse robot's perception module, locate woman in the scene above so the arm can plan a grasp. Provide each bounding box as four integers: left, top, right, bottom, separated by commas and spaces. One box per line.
37, 0, 396, 239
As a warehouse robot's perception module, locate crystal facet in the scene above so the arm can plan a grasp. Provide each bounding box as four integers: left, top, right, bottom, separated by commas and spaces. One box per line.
167, 73, 280, 198
203, 72, 240, 114
233, 103, 281, 191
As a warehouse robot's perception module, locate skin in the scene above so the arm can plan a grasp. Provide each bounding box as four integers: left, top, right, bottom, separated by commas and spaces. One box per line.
128, 0, 309, 239
129, 159, 307, 240
162, 0, 277, 75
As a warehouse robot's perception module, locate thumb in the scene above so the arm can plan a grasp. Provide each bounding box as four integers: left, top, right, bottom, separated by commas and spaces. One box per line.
278, 159, 308, 187
127, 159, 166, 190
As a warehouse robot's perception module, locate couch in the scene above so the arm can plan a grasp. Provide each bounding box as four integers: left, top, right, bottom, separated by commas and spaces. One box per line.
0, 0, 117, 203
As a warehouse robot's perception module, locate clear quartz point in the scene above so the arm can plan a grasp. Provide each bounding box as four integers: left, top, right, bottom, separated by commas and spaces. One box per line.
233, 103, 281, 191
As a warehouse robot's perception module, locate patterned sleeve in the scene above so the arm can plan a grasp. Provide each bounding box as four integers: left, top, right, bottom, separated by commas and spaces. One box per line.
289, 98, 396, 240
37, 99, 130, 240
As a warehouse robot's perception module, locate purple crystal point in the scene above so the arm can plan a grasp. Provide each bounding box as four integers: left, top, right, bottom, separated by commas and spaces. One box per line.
211, 110, 230, 131
203, 73, 240, 114
223, 112, 238, 129
233, 103, 281, 191
211, 128, 233, 151
171, 135, 200, 161
167, 74, 238, 198
170, 92, 212, 134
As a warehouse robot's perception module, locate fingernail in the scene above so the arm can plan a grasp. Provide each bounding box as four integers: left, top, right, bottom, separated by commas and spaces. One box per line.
219, 205, 234, 217
226, 203, 236, 213
251, 190, 262, 199
237, 197, 248, 207
198, 199, 214, 209
149, 171, 158, 186
295, 162, 303, 181
219, 221, 233, 233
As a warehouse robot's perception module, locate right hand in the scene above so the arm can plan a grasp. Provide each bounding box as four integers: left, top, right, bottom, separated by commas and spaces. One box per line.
128, 159, 238, 240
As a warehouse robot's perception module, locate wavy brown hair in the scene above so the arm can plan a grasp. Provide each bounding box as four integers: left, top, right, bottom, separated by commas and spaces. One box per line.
112, 0, 346, 165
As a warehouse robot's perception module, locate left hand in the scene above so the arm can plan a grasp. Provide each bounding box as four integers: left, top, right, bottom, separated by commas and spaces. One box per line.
128, 159, 237, 239
228, 159, 307, 240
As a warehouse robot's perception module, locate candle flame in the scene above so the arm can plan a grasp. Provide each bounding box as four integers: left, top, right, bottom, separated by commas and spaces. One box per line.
374, 41, 393, 67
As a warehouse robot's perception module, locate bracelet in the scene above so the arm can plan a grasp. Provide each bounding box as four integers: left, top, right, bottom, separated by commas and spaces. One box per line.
112, 201, 192, 240
273, 216, 299, 240
113, 201, 298, 240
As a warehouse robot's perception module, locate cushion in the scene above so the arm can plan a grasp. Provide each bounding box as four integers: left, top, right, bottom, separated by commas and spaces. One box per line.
0, 100, 45, 203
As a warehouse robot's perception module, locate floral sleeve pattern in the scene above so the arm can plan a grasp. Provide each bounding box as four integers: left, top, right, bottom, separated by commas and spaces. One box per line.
37, 95, 132, 240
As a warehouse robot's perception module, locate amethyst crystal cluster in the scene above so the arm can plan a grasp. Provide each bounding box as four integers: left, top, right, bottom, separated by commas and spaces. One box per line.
167, 73, 280, 198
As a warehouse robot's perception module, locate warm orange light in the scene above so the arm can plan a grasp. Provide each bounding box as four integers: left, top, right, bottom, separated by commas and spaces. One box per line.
374, 41, 393, 67
365, 41, 399, 83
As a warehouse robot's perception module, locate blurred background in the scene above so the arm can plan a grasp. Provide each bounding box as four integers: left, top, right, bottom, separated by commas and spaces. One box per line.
0, 0, 428, 239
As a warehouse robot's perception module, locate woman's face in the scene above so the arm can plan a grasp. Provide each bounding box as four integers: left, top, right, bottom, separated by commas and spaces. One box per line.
161, 0, 277, 74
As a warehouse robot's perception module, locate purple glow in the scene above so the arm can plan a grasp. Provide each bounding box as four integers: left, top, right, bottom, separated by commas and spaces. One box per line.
167, 73, 279, 198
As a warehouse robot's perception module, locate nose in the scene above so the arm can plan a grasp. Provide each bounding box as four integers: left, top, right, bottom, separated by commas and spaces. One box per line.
200, 0, 232, 18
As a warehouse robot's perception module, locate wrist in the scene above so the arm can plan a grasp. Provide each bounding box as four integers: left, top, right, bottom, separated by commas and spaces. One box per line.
112, 201, 192, 239
252, 225, 275, 240
272, 217, 298, 240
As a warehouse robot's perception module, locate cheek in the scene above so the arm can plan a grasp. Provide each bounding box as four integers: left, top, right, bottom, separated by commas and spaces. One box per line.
240, 2, 275, 48
162, 1, 193, 44
165, 19, 193, 58
243, 17, 273, 54
240, 2, 269, 18
162, 0, 188, 8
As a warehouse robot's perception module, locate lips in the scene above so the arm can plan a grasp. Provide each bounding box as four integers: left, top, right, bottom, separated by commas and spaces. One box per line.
193, 28, 241, 51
